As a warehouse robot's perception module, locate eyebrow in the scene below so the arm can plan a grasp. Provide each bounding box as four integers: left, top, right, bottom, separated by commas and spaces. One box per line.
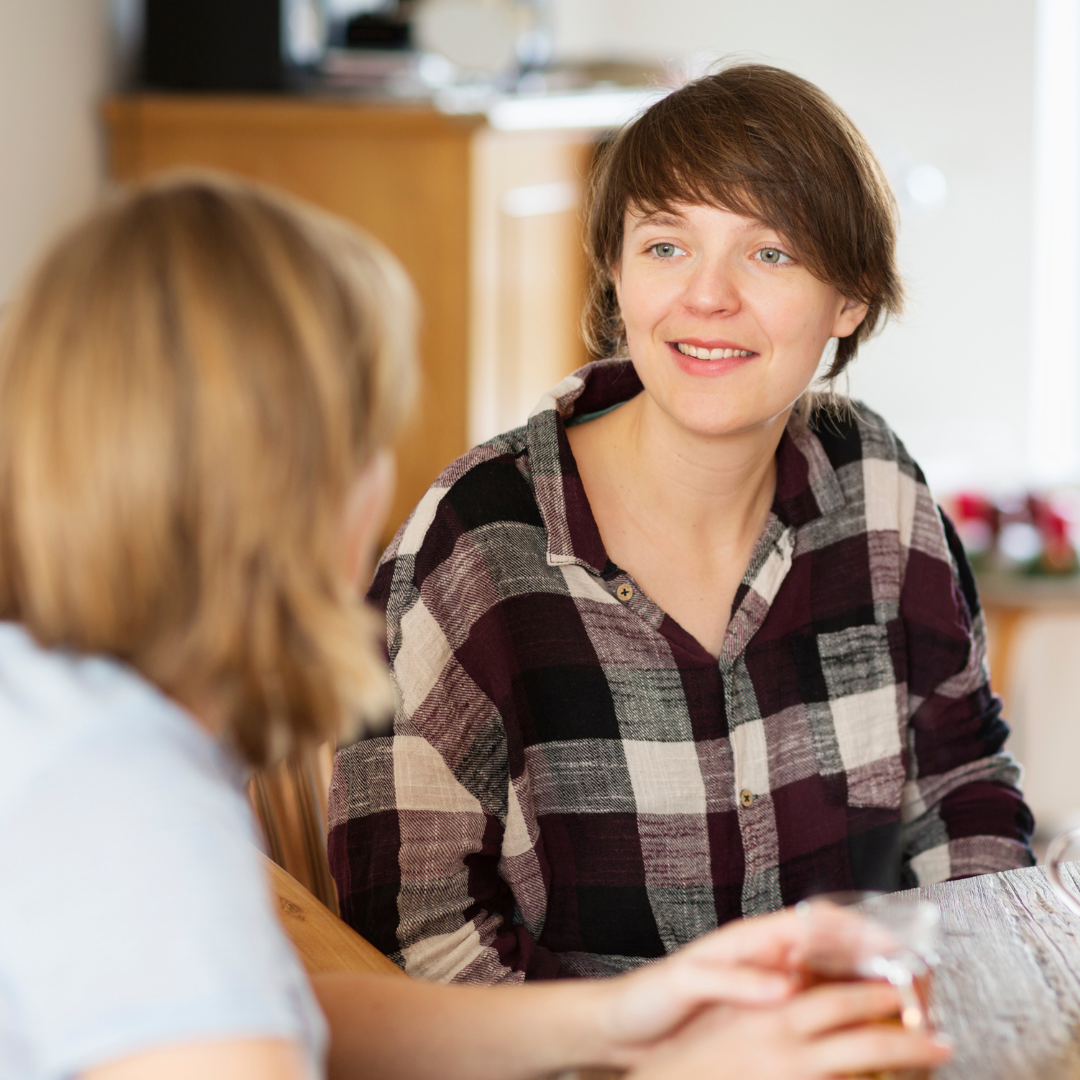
631, 211, 686, 230
628, 209, 777, 235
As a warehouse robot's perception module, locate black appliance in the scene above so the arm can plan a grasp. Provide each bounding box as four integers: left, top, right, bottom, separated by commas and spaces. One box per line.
143, 0, 285, 92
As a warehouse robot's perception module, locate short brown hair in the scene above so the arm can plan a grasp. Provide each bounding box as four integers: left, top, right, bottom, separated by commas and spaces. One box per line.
0, 173, 416, 765
583, 64, 902, 377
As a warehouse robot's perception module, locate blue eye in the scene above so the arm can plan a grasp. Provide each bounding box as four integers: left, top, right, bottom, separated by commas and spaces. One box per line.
758, 248, 791, 265
650, 243, 683, 258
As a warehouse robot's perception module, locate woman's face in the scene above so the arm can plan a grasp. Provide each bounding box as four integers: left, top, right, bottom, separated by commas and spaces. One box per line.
615, 203, 868, 439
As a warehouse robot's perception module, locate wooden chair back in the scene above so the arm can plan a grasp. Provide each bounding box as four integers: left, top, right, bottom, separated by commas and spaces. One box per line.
264, 852, 405, 977
250, 743, 340, 914
259, 794, 623, 1078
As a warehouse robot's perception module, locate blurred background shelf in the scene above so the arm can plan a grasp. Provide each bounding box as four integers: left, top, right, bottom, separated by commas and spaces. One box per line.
978, 570, 1080, 844
105, 94, 596, 539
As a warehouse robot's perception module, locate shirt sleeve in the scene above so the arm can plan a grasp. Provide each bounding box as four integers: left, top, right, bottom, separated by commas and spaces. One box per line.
899, 506, 1036, 886
0, 723, 324, 1078
329, 550, 573, 984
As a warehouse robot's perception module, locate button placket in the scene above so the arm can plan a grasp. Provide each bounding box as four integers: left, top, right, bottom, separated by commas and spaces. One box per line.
728, 669, 770, 816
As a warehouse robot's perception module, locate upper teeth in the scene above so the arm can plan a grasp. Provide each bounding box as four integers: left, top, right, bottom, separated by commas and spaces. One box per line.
677, 343, 752, 360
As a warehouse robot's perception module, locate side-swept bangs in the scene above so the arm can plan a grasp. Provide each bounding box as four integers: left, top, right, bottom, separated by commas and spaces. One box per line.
0, 173, 416, 765
584, 64, 903, 376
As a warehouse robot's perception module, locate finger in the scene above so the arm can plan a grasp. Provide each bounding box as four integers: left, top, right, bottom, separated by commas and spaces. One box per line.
609, 963, 794, 1044
806, 1025, 954, 1076
663, 962, 796, 1005
675, 909, 814, 969
785, 981, 903, 1037
678, 904, 889, 975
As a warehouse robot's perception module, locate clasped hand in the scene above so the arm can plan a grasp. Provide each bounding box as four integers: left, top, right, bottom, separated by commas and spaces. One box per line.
591, 905, 953, 1080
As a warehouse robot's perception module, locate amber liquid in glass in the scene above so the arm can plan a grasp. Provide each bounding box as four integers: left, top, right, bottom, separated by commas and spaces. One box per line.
801, 968, 935, 1080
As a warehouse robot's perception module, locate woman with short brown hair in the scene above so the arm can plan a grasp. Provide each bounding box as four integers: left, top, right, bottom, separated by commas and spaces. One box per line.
582, 64, 901, 376
331, 64, 1034, 983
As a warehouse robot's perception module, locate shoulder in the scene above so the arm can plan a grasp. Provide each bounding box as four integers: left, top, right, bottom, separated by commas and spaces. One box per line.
805, 398, 929, 511
804, 399, 949, 566
806, 398, 921, 478
0, 633, 323, 1075
0, 624, 243, 829
372, 426, 545, 602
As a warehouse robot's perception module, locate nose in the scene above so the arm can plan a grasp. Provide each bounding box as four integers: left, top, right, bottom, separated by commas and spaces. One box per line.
680, 253, 742, 317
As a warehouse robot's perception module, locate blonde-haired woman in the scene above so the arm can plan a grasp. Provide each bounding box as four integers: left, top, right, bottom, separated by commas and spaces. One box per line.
0, 174, 949, 1080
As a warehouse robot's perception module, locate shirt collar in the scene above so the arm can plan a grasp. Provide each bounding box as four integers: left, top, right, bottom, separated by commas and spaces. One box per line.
772, 409, 847, 527
525, 359, 847, 573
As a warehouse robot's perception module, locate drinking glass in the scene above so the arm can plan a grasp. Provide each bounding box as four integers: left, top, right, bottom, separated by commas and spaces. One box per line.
797, 891, 941, 1080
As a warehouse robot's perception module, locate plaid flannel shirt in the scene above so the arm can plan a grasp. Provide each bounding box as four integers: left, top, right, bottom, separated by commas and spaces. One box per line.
328, 359, 1034, 983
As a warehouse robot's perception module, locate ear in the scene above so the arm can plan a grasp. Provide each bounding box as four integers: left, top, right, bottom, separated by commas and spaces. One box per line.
832, 295, 870, 340
342, 449, 396, 590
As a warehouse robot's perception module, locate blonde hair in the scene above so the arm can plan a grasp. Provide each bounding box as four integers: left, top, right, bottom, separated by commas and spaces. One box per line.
0, 173, 416, 765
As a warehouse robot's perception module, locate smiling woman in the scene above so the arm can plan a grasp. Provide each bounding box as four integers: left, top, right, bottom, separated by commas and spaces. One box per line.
329, 64, 1035, 985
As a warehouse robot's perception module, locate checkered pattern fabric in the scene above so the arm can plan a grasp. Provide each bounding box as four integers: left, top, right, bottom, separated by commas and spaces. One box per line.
328, 359, 1034, 983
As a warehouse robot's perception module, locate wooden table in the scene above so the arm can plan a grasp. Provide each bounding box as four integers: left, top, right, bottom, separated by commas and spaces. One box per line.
269, 849, 1080, 1078
903, 862, 1080, 1078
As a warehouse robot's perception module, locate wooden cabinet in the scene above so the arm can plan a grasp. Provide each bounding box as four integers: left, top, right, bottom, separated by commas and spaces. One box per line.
104, 96, 594, 537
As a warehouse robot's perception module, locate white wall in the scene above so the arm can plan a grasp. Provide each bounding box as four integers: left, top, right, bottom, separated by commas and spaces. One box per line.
0, 2, 1040, 494
0, 2, 111, 304
552, 0, 1036, 494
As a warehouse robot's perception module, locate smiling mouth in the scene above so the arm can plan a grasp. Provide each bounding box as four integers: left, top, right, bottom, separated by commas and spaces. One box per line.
674, 342, 755, 360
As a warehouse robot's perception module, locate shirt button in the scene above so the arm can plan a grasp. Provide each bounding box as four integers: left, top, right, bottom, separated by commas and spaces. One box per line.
739, 789, 754, 808
616, 583, 634, 602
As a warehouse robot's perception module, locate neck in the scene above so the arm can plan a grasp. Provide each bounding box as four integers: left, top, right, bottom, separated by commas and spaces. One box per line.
606, 392, 786, 547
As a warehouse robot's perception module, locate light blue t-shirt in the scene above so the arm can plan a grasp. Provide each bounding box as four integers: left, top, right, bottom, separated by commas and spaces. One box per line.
0, 623, 327, 1079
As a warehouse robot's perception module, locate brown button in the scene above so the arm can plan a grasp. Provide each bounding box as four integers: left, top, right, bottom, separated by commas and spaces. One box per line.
739, 788, 755, 808
616, 583, 634, 602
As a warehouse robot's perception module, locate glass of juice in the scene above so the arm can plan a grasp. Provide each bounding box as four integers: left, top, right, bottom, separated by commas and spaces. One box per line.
796, 891, 941, 1080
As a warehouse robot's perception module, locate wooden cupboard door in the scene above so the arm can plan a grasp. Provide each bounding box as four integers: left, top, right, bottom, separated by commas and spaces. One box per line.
469, 128, 595, 444
105, 99, 596, 536
105, 97, 479, 538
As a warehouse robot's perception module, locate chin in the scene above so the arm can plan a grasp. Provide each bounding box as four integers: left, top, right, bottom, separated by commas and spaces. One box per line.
675, 409, 761, 440
662, 391, 771, 437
